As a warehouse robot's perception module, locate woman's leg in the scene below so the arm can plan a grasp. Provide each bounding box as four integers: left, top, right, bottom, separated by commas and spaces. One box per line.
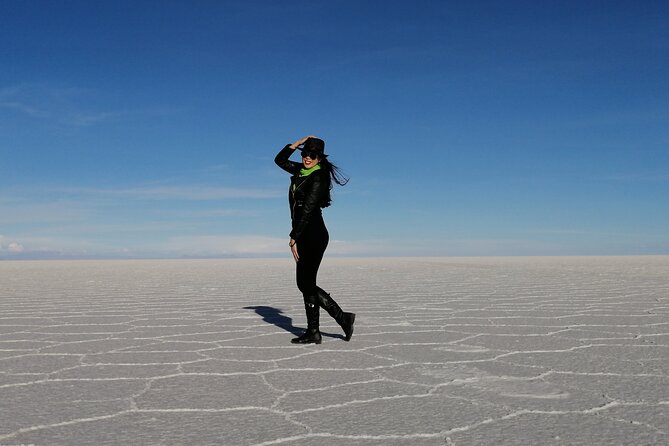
295, 221, 328, 297
292, 221, 354, 342
291, 224, 328, 344
315, 287, 356, 341
298, 222, 355, 341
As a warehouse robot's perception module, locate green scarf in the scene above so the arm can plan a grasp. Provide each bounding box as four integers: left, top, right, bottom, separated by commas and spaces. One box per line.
292, 164, 322, 193
299, 163, 321, 177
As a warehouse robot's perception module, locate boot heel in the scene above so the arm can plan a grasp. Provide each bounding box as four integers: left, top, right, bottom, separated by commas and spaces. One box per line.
343, 313, 355, 341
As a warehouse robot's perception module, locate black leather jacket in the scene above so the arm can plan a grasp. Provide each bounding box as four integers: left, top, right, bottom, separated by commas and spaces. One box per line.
275, 145, 329, 240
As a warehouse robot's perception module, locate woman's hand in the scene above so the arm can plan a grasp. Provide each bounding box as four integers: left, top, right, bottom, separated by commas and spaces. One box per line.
289, 135, 317, 150
289, 239, 299, 262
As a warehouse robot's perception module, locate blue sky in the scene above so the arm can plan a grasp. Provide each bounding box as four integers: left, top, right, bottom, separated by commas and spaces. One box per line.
1, 0, 668, 258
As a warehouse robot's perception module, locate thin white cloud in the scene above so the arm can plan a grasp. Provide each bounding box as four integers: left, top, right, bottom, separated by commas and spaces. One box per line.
7, 184, 281, 206
7, 242, 25, 253
0, 100, 50, 118
0, 200, 87, 225
0, 82, 179, 126
161, 235, 287, 256
0, 83, 87, 121
0, 235, 25, 254
0, 233, 290, 259
71, 185, 281, 200
0, 234, 104, 258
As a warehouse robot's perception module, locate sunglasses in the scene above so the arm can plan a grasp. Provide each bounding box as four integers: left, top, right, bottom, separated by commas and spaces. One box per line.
300, 151, 320, 159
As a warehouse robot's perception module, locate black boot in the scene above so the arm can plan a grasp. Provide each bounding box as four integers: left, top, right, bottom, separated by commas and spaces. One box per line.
291, 299, 322, 344
316, 288, 355, 341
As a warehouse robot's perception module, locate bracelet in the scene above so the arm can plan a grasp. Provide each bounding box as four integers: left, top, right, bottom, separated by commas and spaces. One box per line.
289, 241, 296, 247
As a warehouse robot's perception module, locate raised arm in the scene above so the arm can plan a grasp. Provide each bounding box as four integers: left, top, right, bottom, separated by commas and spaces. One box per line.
274, 145, 301, 174
274, 135, 318, 174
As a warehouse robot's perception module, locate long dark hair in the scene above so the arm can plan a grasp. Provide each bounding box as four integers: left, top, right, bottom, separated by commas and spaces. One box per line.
319, 157, 348, 208
303, 137, 349, 207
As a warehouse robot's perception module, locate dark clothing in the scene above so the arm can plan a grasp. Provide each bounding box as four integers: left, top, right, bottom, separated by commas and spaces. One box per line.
274, 143, 355, 343
295, 217, 329, 297
274, 144, 331, 297
274, 145, 330, 241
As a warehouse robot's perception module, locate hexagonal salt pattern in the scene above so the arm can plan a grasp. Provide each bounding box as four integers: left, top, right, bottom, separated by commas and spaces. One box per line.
1, 256, 668, 445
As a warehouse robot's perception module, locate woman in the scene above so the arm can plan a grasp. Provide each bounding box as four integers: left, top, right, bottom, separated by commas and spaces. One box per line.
274, 136, 355, 344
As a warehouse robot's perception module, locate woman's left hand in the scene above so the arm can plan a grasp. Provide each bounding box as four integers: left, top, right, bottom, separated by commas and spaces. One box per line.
290, 239, 299, 262
289, 135, 317, 150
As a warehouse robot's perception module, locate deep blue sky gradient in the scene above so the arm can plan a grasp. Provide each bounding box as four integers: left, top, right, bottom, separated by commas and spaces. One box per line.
1, 0, 668, 258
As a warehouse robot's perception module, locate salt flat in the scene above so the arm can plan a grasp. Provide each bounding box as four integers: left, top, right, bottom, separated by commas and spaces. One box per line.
0, 256, 668, 445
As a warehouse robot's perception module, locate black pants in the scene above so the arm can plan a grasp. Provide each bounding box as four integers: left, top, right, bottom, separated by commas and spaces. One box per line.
295, 217, 329, 298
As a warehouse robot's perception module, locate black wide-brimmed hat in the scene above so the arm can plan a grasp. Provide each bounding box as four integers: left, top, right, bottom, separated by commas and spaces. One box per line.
302, 137, 328, 157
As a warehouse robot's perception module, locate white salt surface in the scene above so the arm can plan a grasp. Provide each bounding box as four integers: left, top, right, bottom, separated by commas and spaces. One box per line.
1, 256, 668, 445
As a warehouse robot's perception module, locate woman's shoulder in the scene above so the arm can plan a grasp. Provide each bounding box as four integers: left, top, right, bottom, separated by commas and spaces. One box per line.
308, 169, 330, 185
313, 168, 329, 178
